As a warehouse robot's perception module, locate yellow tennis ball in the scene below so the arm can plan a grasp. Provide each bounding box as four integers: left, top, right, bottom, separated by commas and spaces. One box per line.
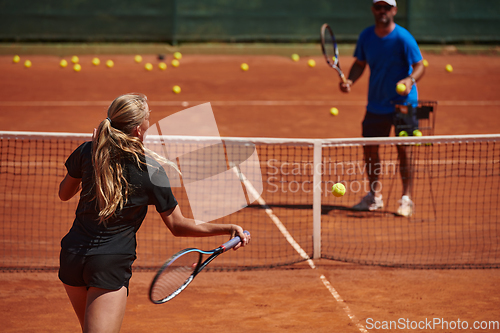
59, 59, 68, 68
240, 63, 249, 71
134, 55, 142, 63
73, 63, 81, 72
291, 54, 300, 62
172, 85, 181, 94
24, 60, 32, 68
92, 57, 100, 66
308, 59, 316, 68
398, 130, 408, 137
396, 83, 406, 95
413, 129, 423, 146
71, 56, 79, 64
330, 107, 339, 116
171, 59, 180, 68
173, 51, 182, 60
422, 59, 429, 67
445, 64, 453, 73
13, 55, 20, 63
145, 63, 153, 71
106, 60, 114, 68
158, 62, 167, 70
331, 183, 346, 197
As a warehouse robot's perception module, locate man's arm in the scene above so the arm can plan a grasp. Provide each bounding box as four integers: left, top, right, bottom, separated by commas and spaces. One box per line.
340, 59, 366, 93
411, 60, 425, 82
396, 60, 425, 95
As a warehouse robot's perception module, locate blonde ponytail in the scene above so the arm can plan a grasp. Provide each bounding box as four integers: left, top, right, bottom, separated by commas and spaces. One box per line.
92, 94, 150, 223
92, 93, 180, 223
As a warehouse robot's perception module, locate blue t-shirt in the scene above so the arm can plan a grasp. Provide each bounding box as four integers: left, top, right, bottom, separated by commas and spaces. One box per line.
354, 24, 422, 114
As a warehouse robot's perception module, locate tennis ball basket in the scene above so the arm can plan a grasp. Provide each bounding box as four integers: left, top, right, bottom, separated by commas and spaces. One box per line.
393, 100, 437, 136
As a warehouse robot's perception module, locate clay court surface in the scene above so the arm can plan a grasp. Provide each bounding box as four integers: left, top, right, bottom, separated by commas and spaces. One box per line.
1, 49, 500, 332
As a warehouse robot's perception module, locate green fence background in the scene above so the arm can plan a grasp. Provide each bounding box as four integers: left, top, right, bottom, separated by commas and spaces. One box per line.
1, 0, 498, 44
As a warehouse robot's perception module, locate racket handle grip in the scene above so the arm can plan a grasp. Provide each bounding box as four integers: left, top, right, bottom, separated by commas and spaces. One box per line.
222, 230, 250, 252
340, 73, 347, 84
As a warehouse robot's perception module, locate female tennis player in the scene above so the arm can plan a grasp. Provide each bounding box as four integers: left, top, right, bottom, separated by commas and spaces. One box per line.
58, 93, 250, 332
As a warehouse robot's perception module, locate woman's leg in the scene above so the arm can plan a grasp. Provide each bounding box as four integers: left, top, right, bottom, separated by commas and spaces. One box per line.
84, 286, 128, 333
63, 283, 88, 330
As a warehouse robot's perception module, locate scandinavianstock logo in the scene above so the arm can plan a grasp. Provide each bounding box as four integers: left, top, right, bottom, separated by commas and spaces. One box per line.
144, 103, 263, 224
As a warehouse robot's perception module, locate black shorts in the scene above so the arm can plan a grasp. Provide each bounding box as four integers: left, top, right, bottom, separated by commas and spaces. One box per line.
362, 110, 419, 137
59, 250, 136, 292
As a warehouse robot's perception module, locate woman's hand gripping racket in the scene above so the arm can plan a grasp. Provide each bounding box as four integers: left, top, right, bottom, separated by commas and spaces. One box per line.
320, 23, 347, 83
149, 231, 250, 304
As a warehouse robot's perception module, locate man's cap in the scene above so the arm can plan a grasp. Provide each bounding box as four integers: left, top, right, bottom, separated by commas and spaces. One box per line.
373, 0, 397, 7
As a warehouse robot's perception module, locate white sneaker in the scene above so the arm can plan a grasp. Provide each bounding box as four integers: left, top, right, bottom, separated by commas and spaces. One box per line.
352, 192, 384, 211
396, 196, 414, 217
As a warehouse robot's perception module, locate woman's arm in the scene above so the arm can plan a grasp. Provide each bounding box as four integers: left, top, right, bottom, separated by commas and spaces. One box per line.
59, 173, 82, 201
160, 205, 250, 249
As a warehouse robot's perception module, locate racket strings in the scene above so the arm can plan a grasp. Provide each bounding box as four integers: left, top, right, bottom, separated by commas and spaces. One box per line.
150, 252, 200, 302
325, 32, 338, 66
321, 24, 339, 67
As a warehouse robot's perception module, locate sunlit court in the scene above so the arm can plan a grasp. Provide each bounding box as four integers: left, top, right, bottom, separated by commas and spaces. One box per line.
1, 1, 500, 332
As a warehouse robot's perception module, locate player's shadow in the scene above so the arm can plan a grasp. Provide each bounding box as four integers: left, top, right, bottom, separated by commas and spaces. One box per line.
247, 203, 312, 211
247, 203, 396, 218
322, 205, 396, 218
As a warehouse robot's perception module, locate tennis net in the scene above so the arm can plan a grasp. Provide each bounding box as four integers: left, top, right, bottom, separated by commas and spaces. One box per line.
0, 131, 499, 270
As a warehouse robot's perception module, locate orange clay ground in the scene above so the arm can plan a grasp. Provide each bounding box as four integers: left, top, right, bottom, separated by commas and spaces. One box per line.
1, 50, 499, 332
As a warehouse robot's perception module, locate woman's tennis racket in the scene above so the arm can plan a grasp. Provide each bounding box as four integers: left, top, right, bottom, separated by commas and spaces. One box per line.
149, 231, 250, 304
320, 23, 347, 83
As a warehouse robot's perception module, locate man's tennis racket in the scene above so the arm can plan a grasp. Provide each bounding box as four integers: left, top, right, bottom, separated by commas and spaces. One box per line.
149, 231, 250, 304
320, 23, 347, 83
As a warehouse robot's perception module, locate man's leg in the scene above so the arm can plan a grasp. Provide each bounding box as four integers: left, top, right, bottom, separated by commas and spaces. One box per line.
396, 144, 412, 196
352, 144, 384, 211
364, 144, 382, 196
354, 111, 392, 211
396, 144, 414, 217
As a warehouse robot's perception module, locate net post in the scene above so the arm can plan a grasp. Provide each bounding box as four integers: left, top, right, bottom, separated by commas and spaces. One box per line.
312, 140, 323, 259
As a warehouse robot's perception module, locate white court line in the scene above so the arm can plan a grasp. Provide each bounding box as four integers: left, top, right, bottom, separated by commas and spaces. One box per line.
234, 167, 369, 333
1, 100, 500, 107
